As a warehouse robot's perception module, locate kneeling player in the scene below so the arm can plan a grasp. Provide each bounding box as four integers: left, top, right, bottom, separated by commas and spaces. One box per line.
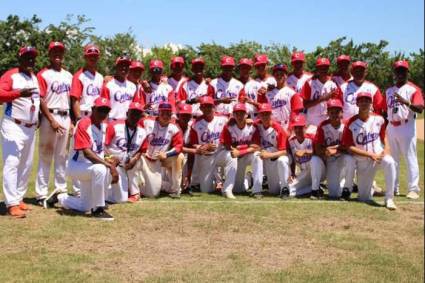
341, 92, 397, 210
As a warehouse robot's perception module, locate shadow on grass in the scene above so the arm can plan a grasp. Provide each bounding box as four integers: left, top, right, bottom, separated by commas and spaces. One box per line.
55, 208, 90, 218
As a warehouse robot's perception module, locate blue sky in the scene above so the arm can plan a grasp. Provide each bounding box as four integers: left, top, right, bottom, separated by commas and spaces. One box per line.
1, 0, 423, 53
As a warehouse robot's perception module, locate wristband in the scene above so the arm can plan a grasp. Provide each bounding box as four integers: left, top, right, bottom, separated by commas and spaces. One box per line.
166, 149, 178, 158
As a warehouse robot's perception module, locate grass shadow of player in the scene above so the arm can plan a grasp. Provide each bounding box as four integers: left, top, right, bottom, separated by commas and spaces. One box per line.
55, 208, 90, 218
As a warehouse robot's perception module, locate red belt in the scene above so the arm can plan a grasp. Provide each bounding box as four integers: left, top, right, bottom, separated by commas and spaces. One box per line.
390, 119, 408, 127
14, 119, 37, 128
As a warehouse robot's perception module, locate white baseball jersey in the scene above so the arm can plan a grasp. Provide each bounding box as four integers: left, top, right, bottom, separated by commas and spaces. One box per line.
342, 113, 386, 159
332, 74, 352, 87
385, 81, 424, 122
315, 119, 345, 147
302, 77, 338, 126
0, 68, 40, 124
287, 72, 313, 92
70, 68, 104, 112
189, 115, 228, 151
243, 79, 267, 116
256, 120, 287, 153
141, 117, 183, 160
178, 79, 214, 116
287, 135, 314, 170
177, 119, 194, 146
220, 123, 260, 148
143, 81, 175, 116
210, 77, 245, 115
266, 86, 303, 130
101, 78, 138, 120
255, 76, 277, 89
105, 120, 147, 164
71, 116, 107, 163
168, 76, 187, 92
338, 80, 384, 120
37, 67, 72, 110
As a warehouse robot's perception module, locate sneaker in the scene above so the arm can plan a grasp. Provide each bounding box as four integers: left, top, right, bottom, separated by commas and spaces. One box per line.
280, 187, 290, 199
251, 192, 263, 199
45, 193, 60, 208
406, 191, 420, 200
341, 187, 351, 201
352, 184, 358, 193
223, 191, 236, 199
19, 201, 31, 211
169, 192, 181, 199
372, 182, 383, 193
91, 207, 114, 221
394, 190, 400, 196
8, 206, 26, 218
311, 188, 324, 200
320, 183, 328, 191
36, 198, 46, 207
385, 199, 397, 210
127, 194, 140, 203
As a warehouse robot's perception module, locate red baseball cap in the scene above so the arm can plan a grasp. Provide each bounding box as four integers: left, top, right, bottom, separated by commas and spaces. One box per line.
327, 99, 343, 109
115, 55, 131, 66
233, 103, 247, 113
337, 55, 351, 63
258, 103, 272, 113
171, 56, 185, 66
158, 102, 173, 111
238, 58, 253, 67
272, 64, 288, 72
191, 57, 205, 65
351, 61, 368, 69
290, 114, 306, 127
18, 46, 38, 57
356, 92, 372, 101
393, 60, 409, 70
316, 57, 330, 67
291, 51, 305, 63
129, 60, 145, 70
177, 103, 192, 115
84, 44, 100, 56
48, 41, 65, 52
254, 54, 269, 66
128, 101, 144, 112
149, 59, 164, 70
221, 56, 235, 67
94, 97, 111, 109
199, 96, 215, 105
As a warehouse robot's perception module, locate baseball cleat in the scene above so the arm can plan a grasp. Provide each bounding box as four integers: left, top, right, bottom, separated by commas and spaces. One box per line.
223, 191, 236, 199
36, 198, 46, 207
8, 206, 26, 218
19, 201, 31, 211
394, 190, 400, 196
341, 187, 351, 201
44, 193, 60, 208
352, 184, 358, 193
127, 194, 140, 203
91, 207, 114, 221
311, 188, 324, 200
385, 199, 397, 210
406, 191, 420, 200
280, 187, 290, 199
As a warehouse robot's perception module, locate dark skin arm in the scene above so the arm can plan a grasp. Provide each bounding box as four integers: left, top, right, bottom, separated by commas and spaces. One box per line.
71, 96, 81, 123
394, 93, 424, 114
82, 148, 119, 183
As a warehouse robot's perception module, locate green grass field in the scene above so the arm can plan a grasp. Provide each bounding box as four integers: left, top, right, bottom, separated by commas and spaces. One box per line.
0, 120, 423, 282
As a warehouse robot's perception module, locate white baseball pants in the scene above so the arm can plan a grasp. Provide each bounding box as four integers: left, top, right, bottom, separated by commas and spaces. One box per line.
289, 156, 325, 196
233, 152, 263, 193
107, 162, 144, 203
259, 155, 290, 195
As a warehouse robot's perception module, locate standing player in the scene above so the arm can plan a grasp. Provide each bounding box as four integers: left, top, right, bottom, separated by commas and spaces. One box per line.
143, 59, 176, 116
220, 103, 263, 195
302, 58, 339, 127
210, 56, 245, 116
385, 60, 424, 199
341, 92, 397, 210
105, 102, 146, 203
127, 60, 146, 108
0, 46, 40, 218
338, 61, 384, 120
255, 103, 290, 197
168, 56, 187, 92
332, 55, 352, 87
178, 57, 214, 117
139, 102, 184, 197
70, 44, 104, 121
253, 54, 277, 90
101, 55, 138, 120
265, 64, 304, 131
35, 42, 73, 206
56, 97, 119, 220
189, 96, 237, 198
286, 51, 313, 92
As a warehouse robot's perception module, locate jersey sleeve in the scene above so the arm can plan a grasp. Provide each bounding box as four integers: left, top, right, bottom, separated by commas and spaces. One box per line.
37, 70, 48, 98
379, 118, 386, 143
70, 72, 83, 99
168, 90, 176, 111
341, 125, 355, 147
0, 70, 21, 102
207, 84, 215, 97
189, 127, 199, 145
100, 82, 110, 100
411, 85, 425, 106
73, 121, 92, 150
104, 123, 116, 146
171, 130, 183, 153
251, 127, 261, 146
372, 88, 384, 114
177, 84, 188, 101
220, 125, 233, 147
301, 81, 311, 100
238, 88, 246, 102
276, 126, 287, 150
314, 125, 325, 145
291, 93, 304, 113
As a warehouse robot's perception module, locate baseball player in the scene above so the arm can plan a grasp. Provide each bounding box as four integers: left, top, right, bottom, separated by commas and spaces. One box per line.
177, 57, 214, 117
255, 103, 291, 197
384, 60, 424, 199
221, 103, 263, 196
286, 51, 313, 92
70, 44, 104, 121
313, 99, 355, 199
139, 102, 184, 198
168, 56, 187, 92
265, 64, 304, 131
189, 96, 237, 198
0, 46, 40, 218
253, 54, 277, 90
35, 42, 73, 206
338, 61, 384, 120
287, 114, 325, 199
127, 60, 146, 108
55, 97, 119, 220
101, 55, 139, 120
210, 56, 246, 116
143, 59, 176, 116
332, 55, 352, 87
105, 102, 147, 203
302, 58, 339, 127
341, 92, 397, 210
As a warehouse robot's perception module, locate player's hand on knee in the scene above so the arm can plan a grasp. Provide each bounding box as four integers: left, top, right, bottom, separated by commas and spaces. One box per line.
230, 147, 240, 158
50, 119, 66, 135
110, 166, 119, 184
